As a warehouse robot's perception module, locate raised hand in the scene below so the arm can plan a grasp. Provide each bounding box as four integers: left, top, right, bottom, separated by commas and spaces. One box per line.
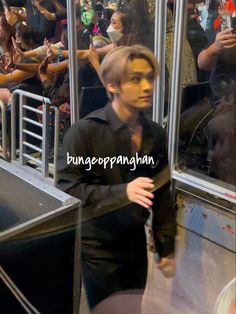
4, 8, 18, 27
11, 37, 25, 64
44, 38, 55, 62
88, 44, 100, 72
38, 56, 57, 84
32, 1, 55, 20
3, 52, 14, 72
214, 28, 236, 52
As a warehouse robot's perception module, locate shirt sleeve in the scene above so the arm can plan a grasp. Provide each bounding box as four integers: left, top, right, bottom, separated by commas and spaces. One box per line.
57, 121, 130, 222
152, 183, 177, 257
150, 128, 177, 257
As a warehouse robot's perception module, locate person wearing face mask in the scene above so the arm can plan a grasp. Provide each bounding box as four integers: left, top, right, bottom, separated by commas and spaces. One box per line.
106, 9, 124, 42
90, 8, 141, 55
106, 20, 123, 43
45, 8, 142, 75
87, 7, 141, 72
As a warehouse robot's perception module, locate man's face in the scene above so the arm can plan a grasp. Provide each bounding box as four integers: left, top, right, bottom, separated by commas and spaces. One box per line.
113, 58, 155, 110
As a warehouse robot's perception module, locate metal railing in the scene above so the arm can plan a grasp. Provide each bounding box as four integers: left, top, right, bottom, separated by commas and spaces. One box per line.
11, 90, 60, 185
0, 100, 9, 160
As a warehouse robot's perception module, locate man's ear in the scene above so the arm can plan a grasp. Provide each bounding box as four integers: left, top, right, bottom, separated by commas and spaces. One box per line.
107, 83, 119, 94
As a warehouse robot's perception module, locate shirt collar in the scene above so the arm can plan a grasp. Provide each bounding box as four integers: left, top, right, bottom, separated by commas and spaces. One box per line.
85, 102, 148, 132
105, 103, 126, 132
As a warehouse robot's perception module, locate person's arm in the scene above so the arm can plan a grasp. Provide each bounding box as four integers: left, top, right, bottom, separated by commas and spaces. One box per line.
32, 1, 67, 21
0, 70, 34, 88
51, 0, 65, 11
32, 0, 57, 20
18, 42, 63, 59
30, 1, 57, 41
96, 43, 114, 57
148, 128, 177, 275
50, 43, 114, 60
12, 59, 68, 73
50, 46, 89, 59
198, 28, 236, 71
87, 45, 101, 77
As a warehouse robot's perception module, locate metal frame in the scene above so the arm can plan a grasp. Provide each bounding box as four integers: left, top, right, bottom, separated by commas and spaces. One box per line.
167, 0, 236, 204
0, 159, 82, 314
0, 100, 8, 160
67, 0, 80, 123
11, 90, 60, 186
153, 0, 167, 125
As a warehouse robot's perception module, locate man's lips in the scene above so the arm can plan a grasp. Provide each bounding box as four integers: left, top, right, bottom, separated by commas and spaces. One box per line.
139, 95, 152, 100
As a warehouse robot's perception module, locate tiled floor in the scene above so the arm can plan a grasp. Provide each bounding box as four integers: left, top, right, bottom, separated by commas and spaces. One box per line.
80, 226, 235, 314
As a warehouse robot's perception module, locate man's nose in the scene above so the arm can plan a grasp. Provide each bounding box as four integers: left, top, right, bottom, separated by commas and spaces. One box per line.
141, 78, 153, 90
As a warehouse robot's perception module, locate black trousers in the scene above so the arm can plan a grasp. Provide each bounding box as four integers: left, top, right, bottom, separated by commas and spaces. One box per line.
81, 224, 148, 309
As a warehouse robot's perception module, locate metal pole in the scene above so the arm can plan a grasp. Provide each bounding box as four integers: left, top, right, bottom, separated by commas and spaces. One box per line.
0, 100, 8, 160
168, 0, 187, 172
67, 0, 80, 124
153, 0, 167, 125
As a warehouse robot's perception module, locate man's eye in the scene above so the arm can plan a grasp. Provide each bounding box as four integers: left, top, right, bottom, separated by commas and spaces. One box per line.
147, 74, 155, 82
131, 77, 141, 83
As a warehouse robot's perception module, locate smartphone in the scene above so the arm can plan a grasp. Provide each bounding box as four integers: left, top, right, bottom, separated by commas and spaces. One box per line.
1, 0, 9, 10
220, 14, 232, 30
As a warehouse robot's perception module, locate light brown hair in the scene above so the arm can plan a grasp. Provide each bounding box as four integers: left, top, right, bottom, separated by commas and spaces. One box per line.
99, 45, 159, 100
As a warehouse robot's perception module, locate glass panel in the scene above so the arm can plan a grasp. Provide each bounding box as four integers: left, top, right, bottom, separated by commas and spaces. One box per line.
72, 0, 156, 121
177, 0, 236, 190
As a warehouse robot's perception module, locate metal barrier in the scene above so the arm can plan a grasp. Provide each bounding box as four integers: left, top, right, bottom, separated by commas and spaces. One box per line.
0, 100, 9, 160
11, 89, 60, 185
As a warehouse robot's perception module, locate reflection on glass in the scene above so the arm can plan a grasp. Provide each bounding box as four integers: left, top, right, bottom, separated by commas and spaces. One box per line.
165, 3, 198, 115
179, 0, 236, 187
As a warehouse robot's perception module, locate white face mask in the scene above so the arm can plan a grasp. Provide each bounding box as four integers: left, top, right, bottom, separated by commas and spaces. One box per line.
106, 24, 123, 43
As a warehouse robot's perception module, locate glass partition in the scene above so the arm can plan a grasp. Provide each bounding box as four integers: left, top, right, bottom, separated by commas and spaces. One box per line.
168, 0, 236, 203
65, 0, 158, 123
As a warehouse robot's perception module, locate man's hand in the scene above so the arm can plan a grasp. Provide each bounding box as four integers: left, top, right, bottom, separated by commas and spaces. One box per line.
126, 177, 154, 208
157, 254, 176, 278
214, 28, 236, 52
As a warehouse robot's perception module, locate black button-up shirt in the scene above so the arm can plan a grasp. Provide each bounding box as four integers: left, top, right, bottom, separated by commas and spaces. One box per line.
57, 103, 176, 257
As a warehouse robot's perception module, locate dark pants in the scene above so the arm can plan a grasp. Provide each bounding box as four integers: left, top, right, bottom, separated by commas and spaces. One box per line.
81, 225, 148, 309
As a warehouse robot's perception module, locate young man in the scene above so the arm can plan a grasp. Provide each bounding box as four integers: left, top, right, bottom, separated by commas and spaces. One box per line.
57, 45, 177, 310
